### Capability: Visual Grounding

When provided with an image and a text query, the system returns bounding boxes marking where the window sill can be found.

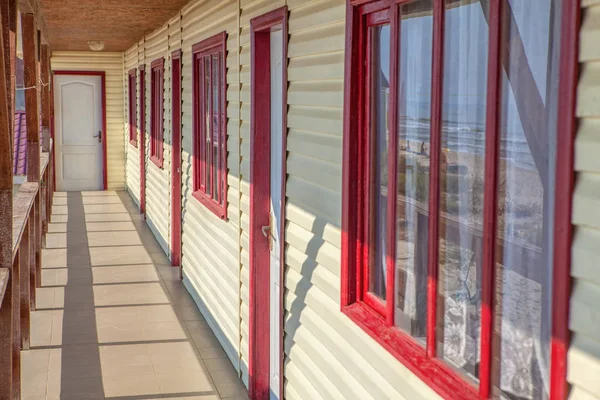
[342,302,478,400]
[150,155,163,169]
[129,139,138,148]
[192,190,227,220]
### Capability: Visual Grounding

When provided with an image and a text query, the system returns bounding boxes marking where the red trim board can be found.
[550,0,580,398]
[139,65,146,216]
[53,70,108,190]
[248,6,288,400]
[171,50,182,268]
[128,68,137,147]
[150,57,165,169]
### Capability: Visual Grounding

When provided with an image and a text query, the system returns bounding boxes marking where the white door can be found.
[269,29,283,400]
[54,74,103,191]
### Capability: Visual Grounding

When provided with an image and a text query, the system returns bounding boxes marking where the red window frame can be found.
[128,68,137,147]
[341,1,579,399]
[191,31,228,220]
[150,58,164,168]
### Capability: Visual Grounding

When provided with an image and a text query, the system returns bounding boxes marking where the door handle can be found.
[93,131,102,143]
[261,225,270,238]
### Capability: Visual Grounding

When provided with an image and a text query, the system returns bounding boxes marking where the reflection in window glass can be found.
[212,54,220,202]
[204,57,211,196]
[367,24,390,302]
[437,0,488,383]
[394,0,433,341]
[493,0,561,398]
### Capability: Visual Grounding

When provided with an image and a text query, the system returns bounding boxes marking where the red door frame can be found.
[248,6,288,400]
[139,65,146,216]
[53,70,108,190]
[171,50,182,267]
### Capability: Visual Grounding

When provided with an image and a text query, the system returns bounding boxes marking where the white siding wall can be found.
[179,0,242,373]
[124,46,140,205]
[51,51,125,190]
[570,1,600,399]
[144,24,172,255]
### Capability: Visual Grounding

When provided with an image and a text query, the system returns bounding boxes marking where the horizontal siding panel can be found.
[575,118,600,172]
[572,173,600,229]
[570,280,600,338]
[288,21,345,58]
[288,52,344,82]
[581,5,600,62]
[287,80,344,107]
[286,175,341,226]
[287,129,342,164]
[285,221,340,277]
[568,333,600,396]
[288,0,345,34]
[572,227,600,285]
[285,202,341,249]
[287,151,341,193]
[287,105,343,136]
[577,62,600,118]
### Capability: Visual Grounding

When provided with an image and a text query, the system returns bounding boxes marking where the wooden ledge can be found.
[0,268,8,309]
[12,182,39,261]
[40,152,50,179]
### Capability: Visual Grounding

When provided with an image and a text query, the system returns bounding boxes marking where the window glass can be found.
[493,0,561,398]
[394,0,433,340]
[437,0,488,382]
[204,56,211,196]
[367,23,390,302]
[212,53,220,202]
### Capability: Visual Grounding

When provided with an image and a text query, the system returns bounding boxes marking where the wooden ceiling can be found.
[38,0,191,51]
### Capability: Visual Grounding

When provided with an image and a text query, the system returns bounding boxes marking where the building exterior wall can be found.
[143,24,172,255]
[569,0,600,398]
[51,51,125,190]
[121,0,587,399]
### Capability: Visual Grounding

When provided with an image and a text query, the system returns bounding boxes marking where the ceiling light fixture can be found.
[88,41,105,51]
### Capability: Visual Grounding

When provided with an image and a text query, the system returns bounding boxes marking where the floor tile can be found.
[89,245,153,266]
[91,264,159,284]
[157,369,215,394]
[87,230,142,247]
[103,374,161,398]
[99,343,154,377]
[85,213,132,222]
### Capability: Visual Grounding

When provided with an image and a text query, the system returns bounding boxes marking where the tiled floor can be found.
[21,191,248,400]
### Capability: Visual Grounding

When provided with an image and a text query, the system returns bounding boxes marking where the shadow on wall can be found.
[283,200,337,383]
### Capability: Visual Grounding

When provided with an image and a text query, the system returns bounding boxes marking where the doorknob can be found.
[93,131,102,143]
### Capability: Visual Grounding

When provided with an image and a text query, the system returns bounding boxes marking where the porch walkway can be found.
[20,191,248,400]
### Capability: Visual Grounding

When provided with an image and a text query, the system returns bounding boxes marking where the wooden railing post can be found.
[29,201,36,310]
[22,14,42,295]
[10,252,20,400]
[0,3,15,399]
[35,194,41,286]
[20,221,30,350]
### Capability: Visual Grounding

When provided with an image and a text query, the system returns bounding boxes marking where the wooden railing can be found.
[0,149,54,400]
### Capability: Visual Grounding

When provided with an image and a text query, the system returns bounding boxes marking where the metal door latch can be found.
[261,225,270,238]
[93,131,102,143]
